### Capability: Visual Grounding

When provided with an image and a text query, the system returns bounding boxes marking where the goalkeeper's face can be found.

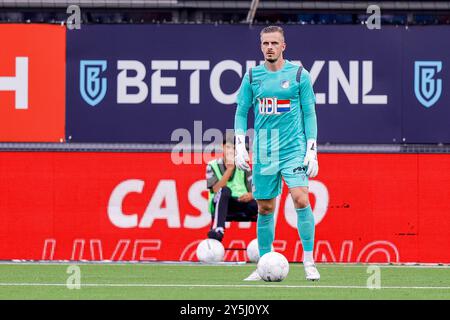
[260,32,286,63]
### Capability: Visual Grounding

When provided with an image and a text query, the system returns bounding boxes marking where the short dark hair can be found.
[223,134,249,151]
[260,25,285,40]
[223,133,234,146]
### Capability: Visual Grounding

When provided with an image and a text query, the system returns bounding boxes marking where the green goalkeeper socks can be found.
[296,205,315,252]
[257,213,275,257]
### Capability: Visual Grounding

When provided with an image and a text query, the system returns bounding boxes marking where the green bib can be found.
[208,159,248,214]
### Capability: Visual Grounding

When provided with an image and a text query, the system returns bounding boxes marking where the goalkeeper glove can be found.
[303,139,319,178]
[235,134,250,172]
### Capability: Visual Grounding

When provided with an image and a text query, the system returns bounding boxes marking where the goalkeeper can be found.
[234,26,320,281]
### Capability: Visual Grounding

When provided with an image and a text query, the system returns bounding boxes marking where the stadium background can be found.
[0,0,449,265]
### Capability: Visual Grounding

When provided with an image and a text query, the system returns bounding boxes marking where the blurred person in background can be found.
[206,136,257,242]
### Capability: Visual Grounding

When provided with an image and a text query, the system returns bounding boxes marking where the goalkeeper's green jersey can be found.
[234,60,317,163]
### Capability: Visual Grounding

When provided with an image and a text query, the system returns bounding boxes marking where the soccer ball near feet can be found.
[246,239,275,263]
[196,239,225,263]
[257,252,289,282]
[246,239,260,263]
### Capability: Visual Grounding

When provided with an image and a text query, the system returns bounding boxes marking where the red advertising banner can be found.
[0,152,449,263]
[0,24,65,142]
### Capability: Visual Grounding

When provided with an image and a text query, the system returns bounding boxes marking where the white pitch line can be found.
[0,283,449,290]
[0,262,448,268]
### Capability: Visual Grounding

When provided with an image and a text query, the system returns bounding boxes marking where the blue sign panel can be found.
[66,25,449,143]
[402,27,450,144]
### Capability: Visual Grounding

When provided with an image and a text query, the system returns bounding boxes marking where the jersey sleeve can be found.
[299,69,318,141]
[234,72,253,135]
[206,164,218,190]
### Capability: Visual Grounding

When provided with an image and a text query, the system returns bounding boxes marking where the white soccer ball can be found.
[246,239,274,263]
[196,239,225,263]
[257,252,289,282]
[246,239,260,262]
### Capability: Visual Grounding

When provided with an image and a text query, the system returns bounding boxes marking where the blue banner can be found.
[402,27,450,144]
[66,25,450,143]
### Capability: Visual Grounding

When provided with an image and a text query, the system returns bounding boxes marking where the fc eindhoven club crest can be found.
[80,60,107,107]
[414,61,442,108]
[280,80,290,89]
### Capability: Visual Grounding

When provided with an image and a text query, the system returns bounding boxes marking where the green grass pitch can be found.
[0,263,448,300]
